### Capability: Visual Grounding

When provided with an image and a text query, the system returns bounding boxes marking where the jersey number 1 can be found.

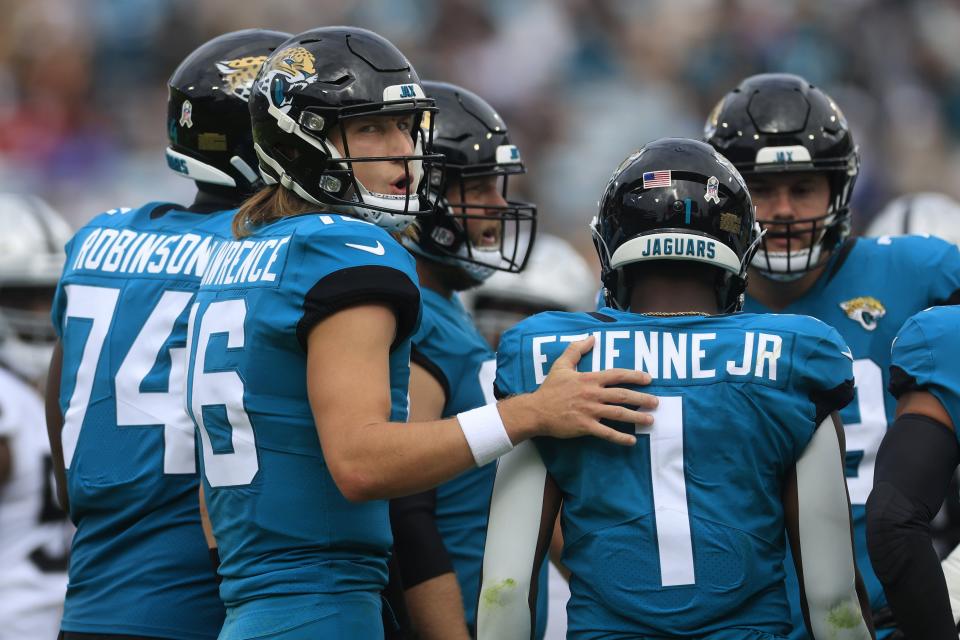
[637,396,695,586]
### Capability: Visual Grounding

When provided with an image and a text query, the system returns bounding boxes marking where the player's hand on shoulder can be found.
[502,336,656,447]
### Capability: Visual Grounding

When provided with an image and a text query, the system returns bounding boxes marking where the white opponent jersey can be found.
[0,366,71,639]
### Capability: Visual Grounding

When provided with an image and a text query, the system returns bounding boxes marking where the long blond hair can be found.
[232,185,318,238]
[233,184,422,243]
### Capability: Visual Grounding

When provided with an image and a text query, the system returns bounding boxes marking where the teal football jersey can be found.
[890,306,960,428]
[744,235,960,638]
[495,309,854,639]
[184,213,421,617]
[410,289,548,637]
[51,203,228,639]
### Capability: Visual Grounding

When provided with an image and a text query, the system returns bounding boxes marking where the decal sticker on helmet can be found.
[705,176,720,204]
[179,100,194,128]
[719,212,741,234]
[642,170,672,189]
[216,55,269,102]
[495,145,521,164]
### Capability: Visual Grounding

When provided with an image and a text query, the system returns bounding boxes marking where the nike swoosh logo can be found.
[345,241,385,256]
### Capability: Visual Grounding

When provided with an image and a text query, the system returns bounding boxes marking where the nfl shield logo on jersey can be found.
[839,296,886,331]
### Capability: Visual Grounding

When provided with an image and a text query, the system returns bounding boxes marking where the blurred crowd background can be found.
[2,0,959,260]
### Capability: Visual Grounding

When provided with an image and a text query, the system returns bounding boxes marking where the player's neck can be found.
[746,262,827,312]
[415,258,453,298]
[627,276,719,315]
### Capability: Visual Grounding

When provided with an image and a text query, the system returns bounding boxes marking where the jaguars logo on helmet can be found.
[217,55,270,101]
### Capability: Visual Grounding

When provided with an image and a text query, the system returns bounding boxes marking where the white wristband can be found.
[457,403,514,467]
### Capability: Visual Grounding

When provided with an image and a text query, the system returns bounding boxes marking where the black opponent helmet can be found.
[167,29,291,197]
[592,138,761,312]
[407,81,536,283]
[248,27,442,231]
[703,73,859,279]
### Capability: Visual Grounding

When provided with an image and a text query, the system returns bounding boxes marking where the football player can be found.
[866,305,960,638]
[0,194,73,640]
[704,73,960,638]
[186,28,656,639]
[46,30,290,640]
[478,138,873,639]
[387,80,541,639]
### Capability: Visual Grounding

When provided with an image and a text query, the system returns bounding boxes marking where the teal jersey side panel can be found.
[744,235,960,638]
[890,306,960,430]
[495,310,853,638]
[186,213,421,612]
[51,203,229,639]
[411,289,549,636]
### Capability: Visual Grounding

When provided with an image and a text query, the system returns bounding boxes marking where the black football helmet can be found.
[406,81,536,283]
[704,73,859,280]
[167,29,291,197]
[592,138,761,312]
[248,27,442,231]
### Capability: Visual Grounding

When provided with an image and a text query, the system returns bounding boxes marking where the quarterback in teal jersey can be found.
[187,28,657,640]
[45,30,289,640]
[389,81,543,639]
[705,73,960,639]
[479,139,874,640]
[866,305,960,638]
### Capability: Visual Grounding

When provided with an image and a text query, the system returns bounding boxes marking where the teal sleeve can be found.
[890,309,960,428]
[801,323,856,422]
[494,325,524,399]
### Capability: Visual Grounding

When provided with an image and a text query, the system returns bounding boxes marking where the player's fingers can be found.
[584,420,637,447]
[591,368,652,387]
[595,387,659,410]
[550,336,595,371]
[591,403,655,426]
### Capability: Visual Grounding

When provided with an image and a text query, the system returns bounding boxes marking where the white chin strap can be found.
[401,234,503,283]
[459,246,502,283]
[751,244,823,281]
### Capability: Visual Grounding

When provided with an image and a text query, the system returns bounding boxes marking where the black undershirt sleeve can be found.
[389,489,455,589]
[866,413,960,639]
[296,265,421,352]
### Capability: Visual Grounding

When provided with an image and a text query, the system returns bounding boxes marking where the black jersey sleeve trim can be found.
[410,347,451,405]
[810,378,855,424]
[494,383,509,401]
[889,365,921,399]
[389,490,454,588]
[296,265,421,353]
[824,238,857,284]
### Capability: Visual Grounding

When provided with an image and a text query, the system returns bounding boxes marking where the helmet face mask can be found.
[704,73,859,279]
[435,169,537,281]
[411,81,537,283]
[591,139,761,313]
[250,29,445,231]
